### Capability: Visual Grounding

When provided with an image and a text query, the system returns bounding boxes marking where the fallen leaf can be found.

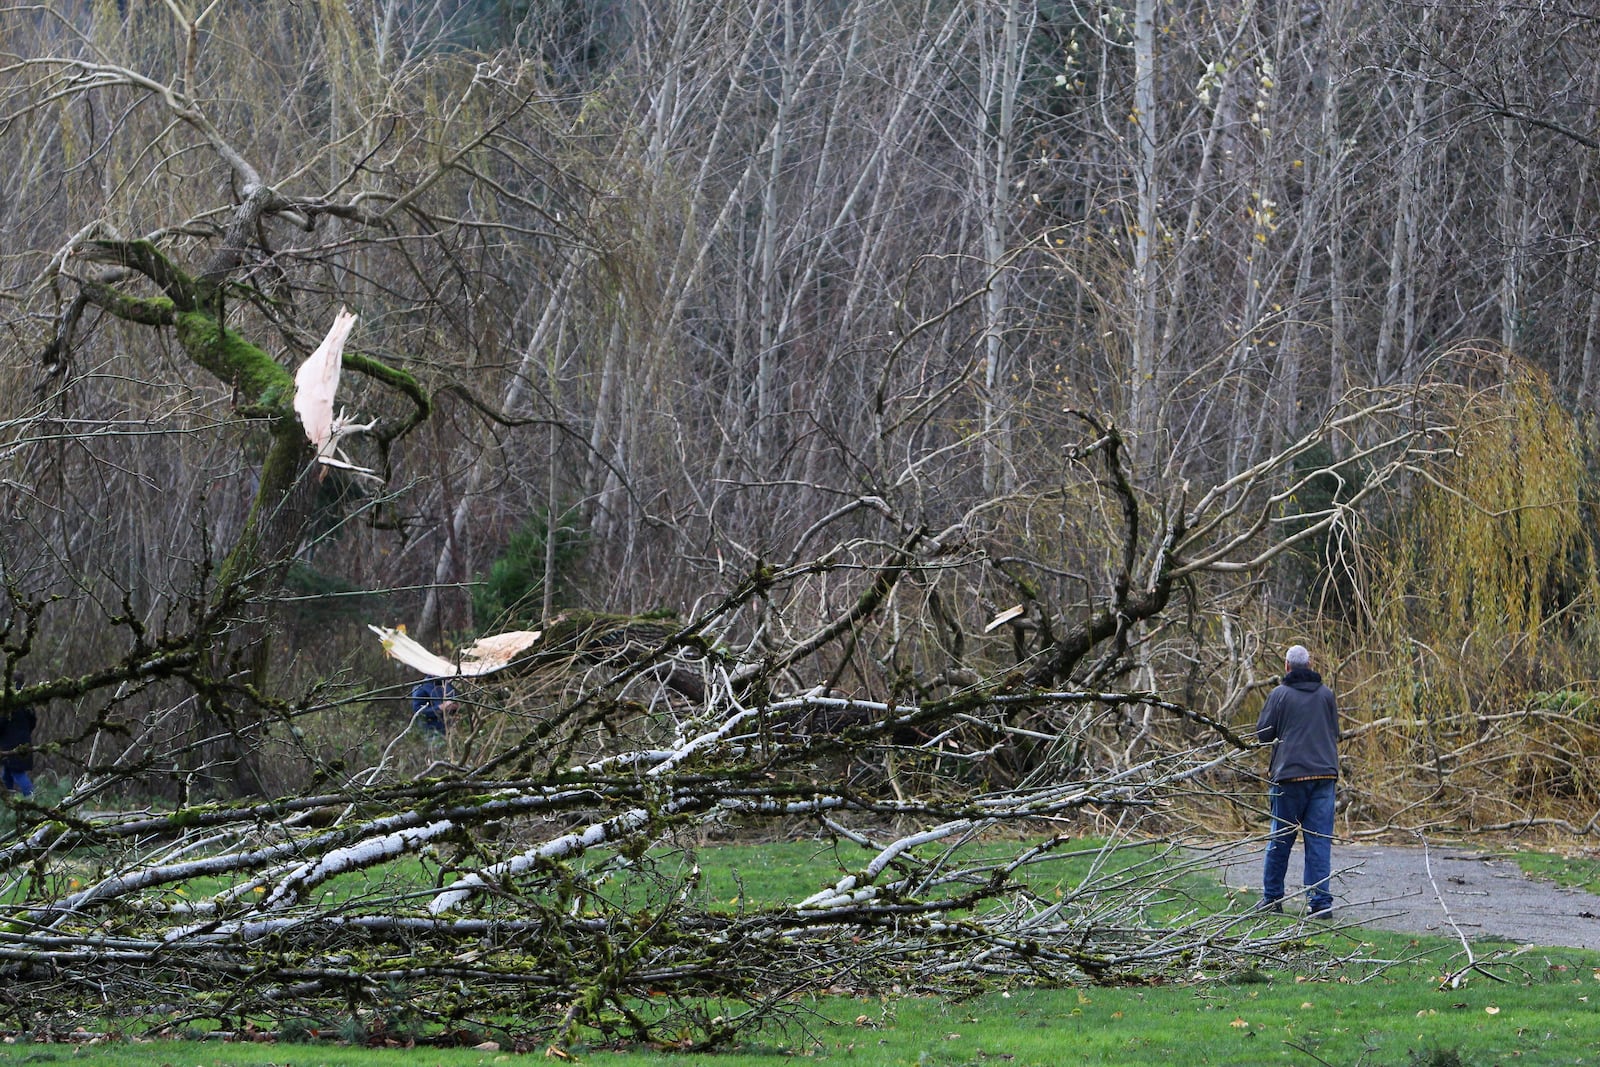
[1485,1005,1500,1015]
[1230,1017,1249,1028]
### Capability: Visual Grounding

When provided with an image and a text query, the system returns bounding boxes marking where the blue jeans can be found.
[1262,778,1335,911]
[2,767,33,798]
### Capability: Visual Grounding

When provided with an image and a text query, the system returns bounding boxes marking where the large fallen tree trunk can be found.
[0,385,1463,1047]
[0,721,1309,1048]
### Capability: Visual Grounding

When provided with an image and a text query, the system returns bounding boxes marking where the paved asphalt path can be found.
[1203,839,1600,950]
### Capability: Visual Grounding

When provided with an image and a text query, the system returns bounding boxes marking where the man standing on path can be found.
[1257,644,1340,918]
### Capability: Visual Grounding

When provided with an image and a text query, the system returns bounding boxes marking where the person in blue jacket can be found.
[0,674,37,797]
[410,677,457,739]
[1256,644,1340,919]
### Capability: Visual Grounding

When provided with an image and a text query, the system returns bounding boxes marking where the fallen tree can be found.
[0,381,1470,1047]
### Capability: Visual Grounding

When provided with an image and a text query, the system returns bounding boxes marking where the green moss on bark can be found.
[216,425,311,593]
[82,238,199,309]
[175,311,294,409]
[343,350,427,414]
[78,280,176,326]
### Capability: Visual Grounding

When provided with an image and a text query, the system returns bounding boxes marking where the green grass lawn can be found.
[4,940,1597,1067]
[3,837,1597,1066]
[1510,847,1600,895]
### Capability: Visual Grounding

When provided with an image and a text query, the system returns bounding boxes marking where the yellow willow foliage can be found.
[1367,365,1593,717]
[1420,370,1585,635]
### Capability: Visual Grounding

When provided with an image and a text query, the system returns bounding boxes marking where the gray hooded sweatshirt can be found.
[1255,667,1340,782]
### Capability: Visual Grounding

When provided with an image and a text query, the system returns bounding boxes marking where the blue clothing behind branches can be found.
[0,690,37,797]
[410,677,455,738]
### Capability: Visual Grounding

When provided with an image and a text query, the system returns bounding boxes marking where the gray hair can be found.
[1285,644,1311,668]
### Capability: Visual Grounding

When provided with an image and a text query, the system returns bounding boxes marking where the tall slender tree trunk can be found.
[1268,0,1344,455]
[977,0,1028,495]
[1129,0,1161,477]
[1497,114,1528,373]
[1374,75,1426,386]
[1579,243,1600,407]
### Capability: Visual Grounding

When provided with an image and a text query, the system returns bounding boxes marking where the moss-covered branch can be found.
[77,238,199,310]
[342,349,430,444]
[75,279,177,327]
[173,311,295,412]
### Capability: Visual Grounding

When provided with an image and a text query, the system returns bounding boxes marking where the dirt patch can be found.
[1203,839,1600,951]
